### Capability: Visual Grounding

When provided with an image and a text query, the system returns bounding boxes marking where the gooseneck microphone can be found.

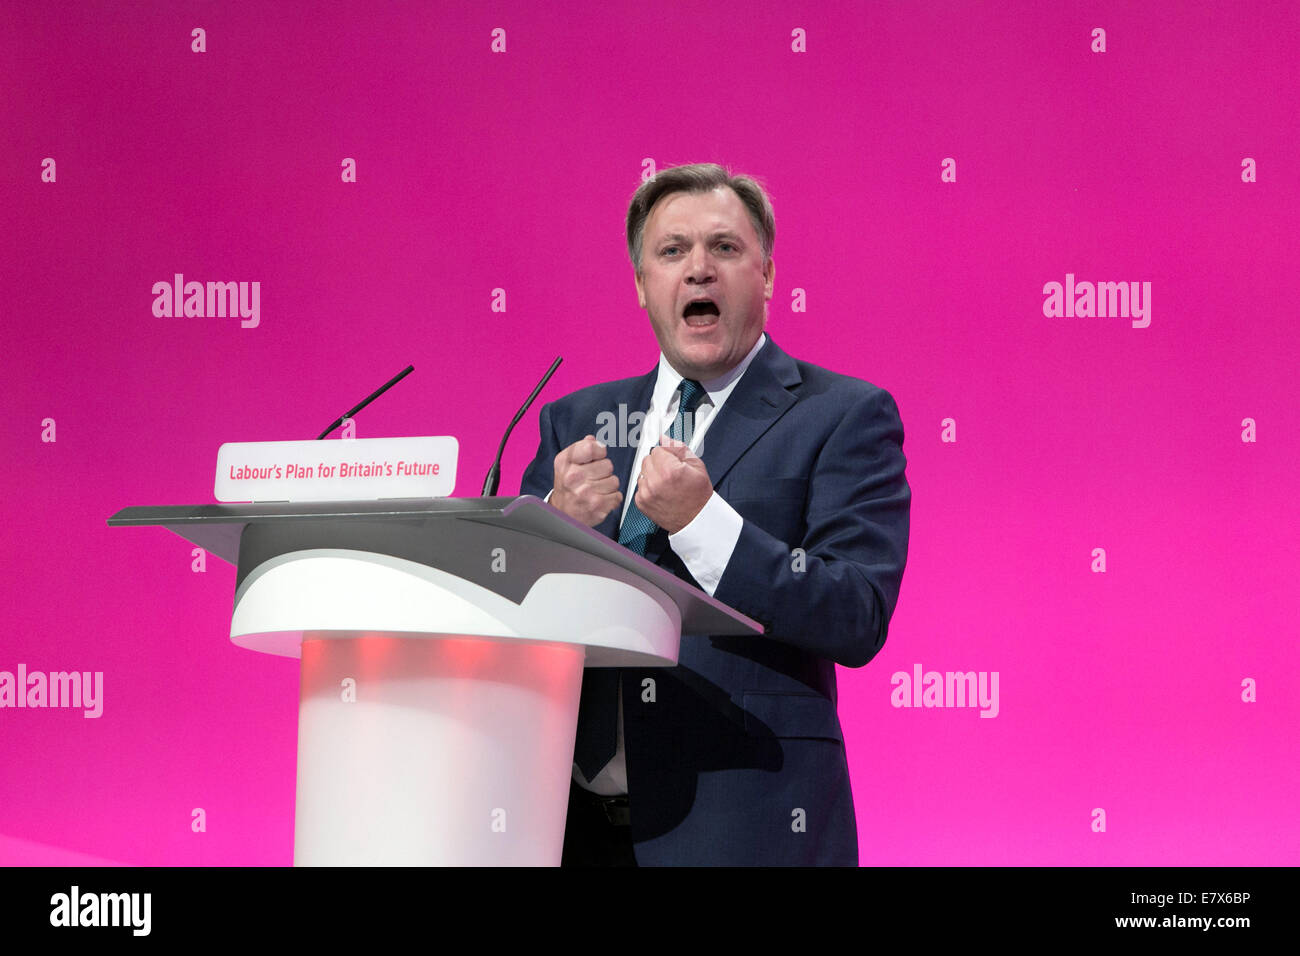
[481,356,563,497]
[316,365,415,440]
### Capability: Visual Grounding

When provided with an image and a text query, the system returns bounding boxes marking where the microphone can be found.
[316,365,415,440]
[481,356,563,497]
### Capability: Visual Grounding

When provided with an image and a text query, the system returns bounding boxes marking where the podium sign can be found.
[215,436,457,502]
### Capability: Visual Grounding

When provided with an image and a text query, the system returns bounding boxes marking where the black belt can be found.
[576,786,631,826]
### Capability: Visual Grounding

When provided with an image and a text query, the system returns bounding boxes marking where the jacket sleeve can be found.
[518,400,560,499]
[712,386,911,668]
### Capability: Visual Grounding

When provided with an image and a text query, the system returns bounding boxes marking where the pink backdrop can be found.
[2,0,1295,866]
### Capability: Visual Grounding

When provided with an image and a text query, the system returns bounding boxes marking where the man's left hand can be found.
[634,434,714,534]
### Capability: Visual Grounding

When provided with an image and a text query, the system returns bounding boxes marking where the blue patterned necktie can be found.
[573,378,708,781]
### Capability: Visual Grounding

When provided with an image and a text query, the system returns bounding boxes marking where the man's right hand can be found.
[550,434,623,527]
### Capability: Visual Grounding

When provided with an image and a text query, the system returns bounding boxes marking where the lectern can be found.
[108,495,761,865]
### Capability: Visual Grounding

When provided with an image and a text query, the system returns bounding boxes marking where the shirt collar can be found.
[653,332,768,411]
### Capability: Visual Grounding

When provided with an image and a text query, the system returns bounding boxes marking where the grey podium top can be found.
[108,495,763,638]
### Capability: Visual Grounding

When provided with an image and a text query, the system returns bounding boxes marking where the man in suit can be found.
[519,162,910,865]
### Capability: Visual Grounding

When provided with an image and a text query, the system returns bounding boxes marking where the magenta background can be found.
[2,0,1296,866]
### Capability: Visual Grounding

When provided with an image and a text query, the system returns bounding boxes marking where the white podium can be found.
[108,495,761,865]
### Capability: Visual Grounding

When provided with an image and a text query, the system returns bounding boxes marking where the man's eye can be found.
[718,242,736,252]
[662,246,680,256]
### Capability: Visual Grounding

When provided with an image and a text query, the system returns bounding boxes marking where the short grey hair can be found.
[626,162,775,275]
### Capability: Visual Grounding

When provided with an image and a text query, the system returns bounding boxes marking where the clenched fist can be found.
[634,434,713,534]
[550,435,623,527]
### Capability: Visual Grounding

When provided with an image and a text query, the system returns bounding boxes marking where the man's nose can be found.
[685,244,716,283]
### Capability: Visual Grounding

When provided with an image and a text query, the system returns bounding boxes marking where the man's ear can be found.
[763,257,776,300]
[634,269,647,309]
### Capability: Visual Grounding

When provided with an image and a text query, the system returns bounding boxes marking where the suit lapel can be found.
[694,335,801,488]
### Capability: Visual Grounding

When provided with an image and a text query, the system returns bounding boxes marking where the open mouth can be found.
[683,299,721,326]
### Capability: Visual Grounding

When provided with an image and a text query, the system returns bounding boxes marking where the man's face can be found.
[634,186,775,382]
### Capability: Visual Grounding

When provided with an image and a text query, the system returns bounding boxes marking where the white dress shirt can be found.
[568,332,769,795]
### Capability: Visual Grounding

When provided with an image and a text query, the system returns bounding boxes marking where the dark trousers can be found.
[560,779,638,867]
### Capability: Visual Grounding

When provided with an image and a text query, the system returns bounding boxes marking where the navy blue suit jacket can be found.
[519,335,910,865]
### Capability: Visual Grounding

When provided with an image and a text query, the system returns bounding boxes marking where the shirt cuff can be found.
[668,491,742,598]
